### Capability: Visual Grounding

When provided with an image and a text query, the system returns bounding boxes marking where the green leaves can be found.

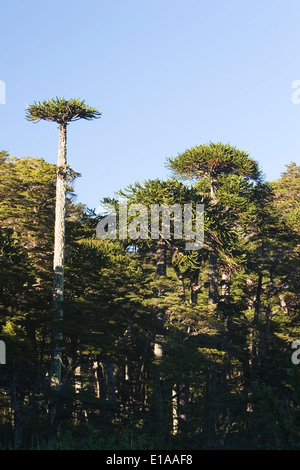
[272,162,300,233]
[168,141,262,181]
[25,97,101,125]
[1,127,300,449]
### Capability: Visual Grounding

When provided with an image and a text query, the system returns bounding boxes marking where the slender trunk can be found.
[208,252,218,304]
[204,369,218,448]
[250,273,263,386]
[106,358,116,403]
[209,173,219,305]
[221,269,231,336]
[172,384,190,436]
[153,350,164,424]
[11,382,24,450]
[190,269,199,304]
[253,273,263,325]
[247,273,263,413]
[156,239,166,276]
[153,309,165,420]
[92,361,106,423]
[13,416,23,451]
[105,357,116,426]
[262,304,272,357]
[262,269,275,357]
[220,268,231,426]
[173,264,185,305]
[151,239,167,439]
[133,341,149,415]
[49,123,67,437]
[221,270,231,298]
[246,277,254,309]
[94,361,106,400]
[210,175,218,197]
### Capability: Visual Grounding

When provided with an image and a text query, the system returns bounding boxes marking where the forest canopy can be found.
[0,145,300,450]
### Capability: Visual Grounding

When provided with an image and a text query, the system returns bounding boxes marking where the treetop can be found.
[25,97,101,125]
[168,142,262,181]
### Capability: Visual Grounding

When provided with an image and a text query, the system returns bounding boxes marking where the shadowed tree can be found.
[26,97,101,434]
[272,162,300,234]
[169,142,262,304]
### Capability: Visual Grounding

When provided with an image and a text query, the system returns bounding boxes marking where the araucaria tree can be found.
[25,98,101,421]
[168,142,261,196]
[1,143,300,449]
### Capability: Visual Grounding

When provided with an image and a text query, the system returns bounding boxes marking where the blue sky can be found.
[1,0,299,209]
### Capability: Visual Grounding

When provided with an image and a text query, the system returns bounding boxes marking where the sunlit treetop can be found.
[168,142,262,181]
[25,97,101,126]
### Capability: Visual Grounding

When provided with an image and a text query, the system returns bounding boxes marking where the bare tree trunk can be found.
[156,239,166,276]
[173,264,185,305]
[49,123,67,437]
[210,176,218,197]
[106,358,116,404]
[221,269,231,336]
[221,270,231,297]
[208,251,218,304]
[190,269,199,304]
[133,341,149,414]
[262,304,272,357]
[220,268,232,427]
[151,239,168,440]
[172,384,190,436]
[247,273,263,412]
[250,272,263,384]
[105,357,117,427]
[209,173,219,306]
[11,379,24,450]
[153,310,165,431]
[248,273,263,413]
[94,361,106,400]
[262,269,275,357]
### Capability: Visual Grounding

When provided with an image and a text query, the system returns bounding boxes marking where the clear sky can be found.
[1,0,299,209]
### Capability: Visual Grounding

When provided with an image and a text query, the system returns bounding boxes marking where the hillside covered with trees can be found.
[0,136,300,449]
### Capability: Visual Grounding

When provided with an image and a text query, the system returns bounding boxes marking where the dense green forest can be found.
[0,140,300,450]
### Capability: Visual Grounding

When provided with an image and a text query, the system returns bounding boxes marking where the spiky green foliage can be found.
[1,147,300,450]
[25,97,101,125]
[168,142,261,182]
[272,162,300,233]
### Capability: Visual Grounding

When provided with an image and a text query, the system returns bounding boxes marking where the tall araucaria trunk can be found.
[208,251,218,304]
[251,272,263,380]
[221,268,231,336]
[210,175,218,197]
[173,264,186,305]
[49,124,67,437]
[25,98,101,439]
[51,122,67,389]
[156,239,167,276]
[150,239,168,440]
[209,174,219,305]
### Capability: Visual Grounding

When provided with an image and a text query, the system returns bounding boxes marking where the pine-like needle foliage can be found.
[168,141,262,181]
[25,97,101,125]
